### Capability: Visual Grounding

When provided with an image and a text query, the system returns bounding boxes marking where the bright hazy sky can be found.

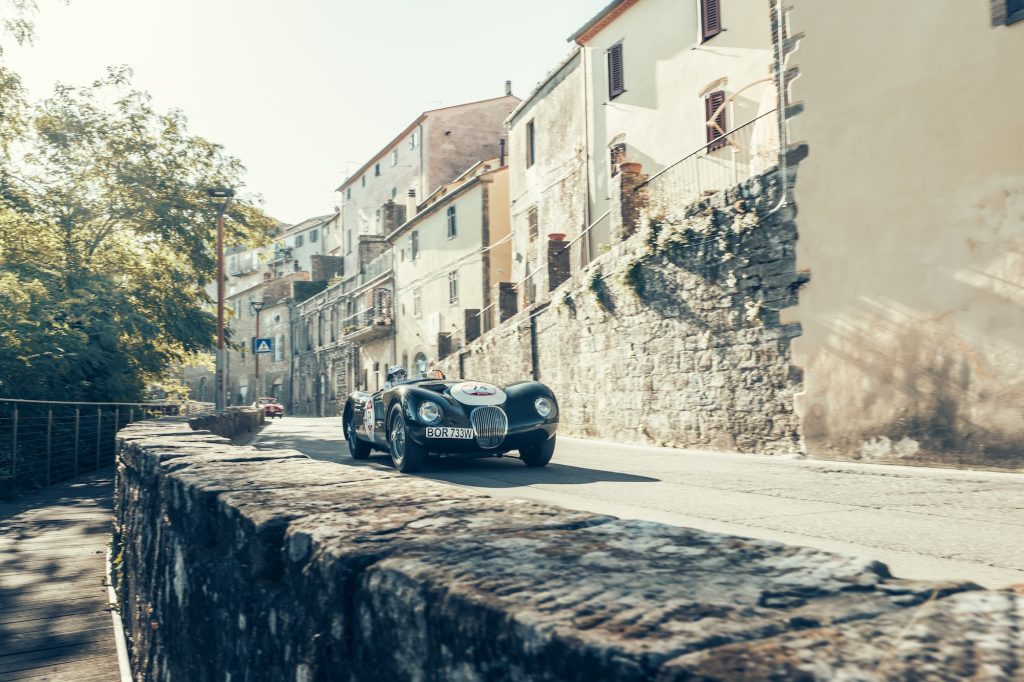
[4,0,606,224]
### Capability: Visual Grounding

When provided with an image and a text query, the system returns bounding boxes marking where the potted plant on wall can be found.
[548,232,566,241]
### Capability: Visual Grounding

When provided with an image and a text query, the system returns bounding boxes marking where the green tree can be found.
[0,67,275,401]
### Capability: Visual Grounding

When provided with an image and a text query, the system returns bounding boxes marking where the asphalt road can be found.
[252,416,1024,588]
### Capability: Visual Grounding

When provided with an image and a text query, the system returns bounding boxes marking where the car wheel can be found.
[520,436,556,468]
[345,416,372,460]
[388,407,425,473]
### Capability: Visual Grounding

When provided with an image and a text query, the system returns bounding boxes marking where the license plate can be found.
[425,427,474,439]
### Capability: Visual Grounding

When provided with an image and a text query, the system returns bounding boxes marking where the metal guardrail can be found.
[0,399,187,498]
[636,110,779,218]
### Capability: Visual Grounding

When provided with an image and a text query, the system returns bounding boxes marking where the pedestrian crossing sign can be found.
[253,337,273,354]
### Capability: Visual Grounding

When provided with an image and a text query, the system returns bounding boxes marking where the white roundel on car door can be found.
[450,382,507,406]
[363,399,375,436]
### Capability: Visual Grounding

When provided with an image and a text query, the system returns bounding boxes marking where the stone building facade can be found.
[506,48,588,308]
[287,95,522,416]
[289,249,395,417]
[335,95,519,281]
[390,162,511,377]
[224,270,311,407]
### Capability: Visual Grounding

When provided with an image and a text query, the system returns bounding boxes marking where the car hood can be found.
[447,381,507,407]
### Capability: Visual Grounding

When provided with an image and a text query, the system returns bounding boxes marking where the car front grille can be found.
[470,406,508,449]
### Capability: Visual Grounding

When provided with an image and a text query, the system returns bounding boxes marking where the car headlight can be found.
[417,401,442,424]
[534,396,553,418]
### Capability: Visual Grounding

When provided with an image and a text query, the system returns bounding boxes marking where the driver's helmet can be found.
[386,365,408,384]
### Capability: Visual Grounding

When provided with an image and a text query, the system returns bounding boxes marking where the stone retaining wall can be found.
[442,168,804,454]
[112,420,1022,681]
[187,406,263,440]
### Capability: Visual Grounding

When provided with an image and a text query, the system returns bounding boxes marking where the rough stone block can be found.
[113,422,1008,682]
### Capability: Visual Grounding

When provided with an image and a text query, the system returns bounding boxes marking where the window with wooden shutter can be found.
[1004,0,1024,24]
[527,206,538,240]
[607,42,625,99]
[701,0,722,41]
[705,90,727,151]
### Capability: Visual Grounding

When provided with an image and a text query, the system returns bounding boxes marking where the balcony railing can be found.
[637,109,779,221]
[340,287,393,342]
[361,251,393,285]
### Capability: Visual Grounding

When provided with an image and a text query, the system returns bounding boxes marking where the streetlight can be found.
[250,300,267,396]
[207,186,235,413]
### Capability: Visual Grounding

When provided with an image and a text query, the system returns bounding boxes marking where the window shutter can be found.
[607,43,624,99]
[705,90,727,151]
[701,0,722,41]
[527,206,539,240]
[526,120,536,167]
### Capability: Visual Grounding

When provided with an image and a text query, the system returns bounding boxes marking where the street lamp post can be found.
[250,300,266,394]
[207,186,235,414]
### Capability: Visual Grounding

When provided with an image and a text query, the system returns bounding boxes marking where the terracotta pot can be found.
[548,232,567,242]
[619,161,643,174]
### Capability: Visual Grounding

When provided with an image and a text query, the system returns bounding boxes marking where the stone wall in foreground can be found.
[113,420,1023,681]
[442,167,805,454]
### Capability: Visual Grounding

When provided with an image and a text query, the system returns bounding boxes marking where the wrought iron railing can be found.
[636,110,779,220]
[0,399,181,497]
[566,209,613,275]
[340,288,393,338]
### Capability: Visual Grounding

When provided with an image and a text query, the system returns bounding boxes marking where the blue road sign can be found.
[253,337,273,354]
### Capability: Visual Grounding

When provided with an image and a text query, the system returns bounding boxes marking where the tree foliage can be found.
[0,66,275,401]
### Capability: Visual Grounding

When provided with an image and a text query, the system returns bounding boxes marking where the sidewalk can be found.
[0,470,122,681]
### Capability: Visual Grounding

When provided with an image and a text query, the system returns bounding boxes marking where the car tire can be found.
[388,407,426,473]
[345,415,372,460]
[520,436,556,468]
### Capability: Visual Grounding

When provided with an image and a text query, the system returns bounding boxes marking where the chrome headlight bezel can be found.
[534,396,553,419]
[417,401,442,424]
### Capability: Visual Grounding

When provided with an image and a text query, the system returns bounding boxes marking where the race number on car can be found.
[425,427,474,439]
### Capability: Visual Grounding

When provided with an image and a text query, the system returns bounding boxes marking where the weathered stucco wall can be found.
[445,167,804,453]
[784,0,1024,468]
[507,49,588,300]
[581,0,775,236]
[113,419,1022,681]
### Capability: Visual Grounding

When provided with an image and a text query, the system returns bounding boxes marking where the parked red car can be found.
[257,397,284,419]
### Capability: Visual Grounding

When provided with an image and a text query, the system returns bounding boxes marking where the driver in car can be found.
[384,365,408,389]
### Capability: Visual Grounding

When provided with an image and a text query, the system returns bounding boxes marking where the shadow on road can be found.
[361,452,660,487]
[254,419,659,487]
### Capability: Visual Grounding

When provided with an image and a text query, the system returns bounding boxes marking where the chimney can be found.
[504,80,512,96]
[406,189,417,219]
[499,137,506,167]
